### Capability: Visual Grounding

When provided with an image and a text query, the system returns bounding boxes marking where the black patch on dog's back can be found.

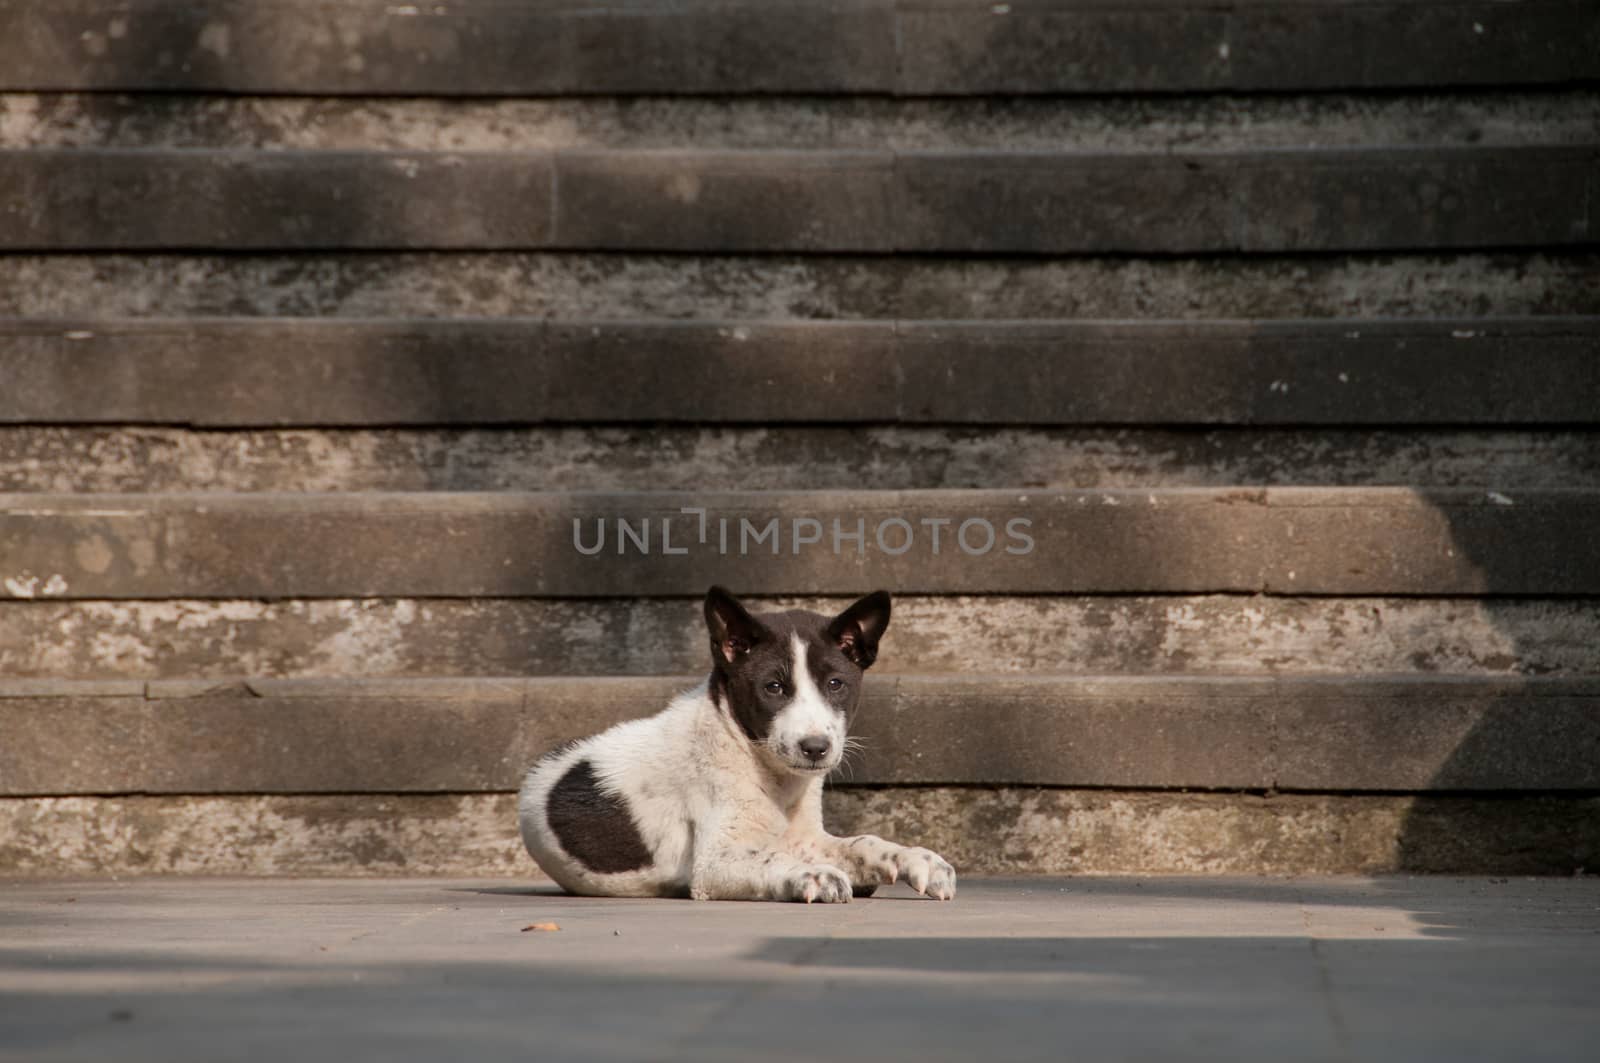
[546,759,652,874]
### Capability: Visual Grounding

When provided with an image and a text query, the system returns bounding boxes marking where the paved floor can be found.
[2,875,1598,1062]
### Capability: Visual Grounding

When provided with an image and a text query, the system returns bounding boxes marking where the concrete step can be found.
[2,595,1596,681]
[6,426,1599,494]
[7,790,1597,876]
[4,252,1592,321]
[4,489,1597,598]
[4,674,1598,795]
[4,317,1596,426]
[8,91,1598,152]
[6,0,1595,95]
[2,146,1593,252]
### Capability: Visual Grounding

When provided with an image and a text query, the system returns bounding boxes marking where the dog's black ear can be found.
[827,590,891,669]
[705,585,763,666]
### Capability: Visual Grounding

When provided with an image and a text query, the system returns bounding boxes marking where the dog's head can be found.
[703,586,890,778]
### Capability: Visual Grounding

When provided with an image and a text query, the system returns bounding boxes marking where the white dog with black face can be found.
[517,587,957,903]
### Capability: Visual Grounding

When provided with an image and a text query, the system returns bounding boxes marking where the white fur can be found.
[517,676,957,903]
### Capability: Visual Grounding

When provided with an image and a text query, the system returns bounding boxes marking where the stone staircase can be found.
[1,0,1597,877]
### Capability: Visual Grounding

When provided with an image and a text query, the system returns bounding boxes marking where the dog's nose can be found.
[798,736,832,761]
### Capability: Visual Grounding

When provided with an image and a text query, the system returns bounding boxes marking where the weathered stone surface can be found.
[0,319,565,426]
[896,148,1595,254]
[1234,320,1600,424]
[1260,486,1600,596]
[0,677,678,795]
[900,1,1600,94]
[3,488,1598,598]
[2,1,1592,95]
[1,148,1589,252]
[0,0,897,96]
[0,679,141,696]
[892,318,1600,424]
[0,794,530,876]
[2,675,1596,795]
[1274,686,1600,791]
[0,150,554,250]
[4,426,1600,495]
[825,788,1600,876]
[1,252,1592,321]
[552,152,894,252]
[1229,1,1600,92]
[1234,148,1596,253]
[5,92,1597,153]
[897,152,1234,254]
[860,676,1279,790]
[3,789,1596,876]
[897,2,1230,95]
[4,595,1596,681]
[858,675,1600,791]
[6,317,1593,426]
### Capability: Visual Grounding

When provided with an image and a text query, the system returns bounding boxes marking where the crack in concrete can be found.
[1300,890,1354,1063]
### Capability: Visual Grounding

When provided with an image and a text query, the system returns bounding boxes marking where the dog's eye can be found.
[764,681,784,695]
[827,677,844,691]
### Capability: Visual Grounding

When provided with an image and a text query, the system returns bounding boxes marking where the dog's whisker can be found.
[839,739,869,772]
[834,745,868,781]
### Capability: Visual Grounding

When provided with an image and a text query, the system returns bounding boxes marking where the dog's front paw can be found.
[844,836,903,888]
[782,864,853,904]
[894,847,957,901]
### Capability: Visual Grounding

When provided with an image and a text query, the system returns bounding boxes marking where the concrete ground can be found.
[2,876,1598,1063]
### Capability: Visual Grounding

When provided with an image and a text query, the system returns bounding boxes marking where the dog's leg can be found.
[689,845,854,903]
[810,833,957,901]
[791,787,956,900]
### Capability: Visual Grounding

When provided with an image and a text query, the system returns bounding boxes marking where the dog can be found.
[517,586,956,903]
